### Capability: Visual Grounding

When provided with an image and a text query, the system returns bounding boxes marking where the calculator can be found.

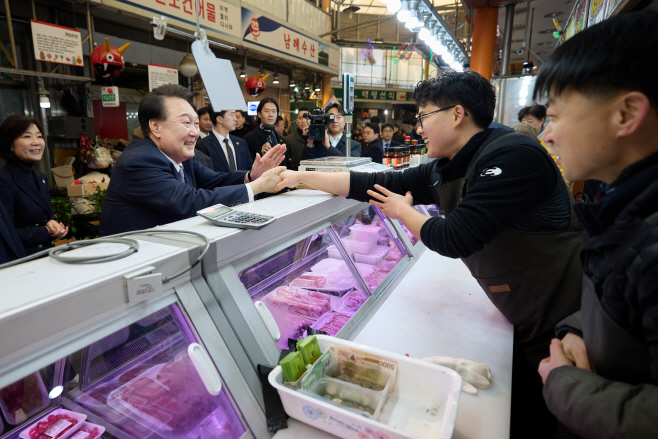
[197,204,276,229]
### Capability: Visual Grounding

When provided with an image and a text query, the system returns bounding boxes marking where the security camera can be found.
[516,48,525,56]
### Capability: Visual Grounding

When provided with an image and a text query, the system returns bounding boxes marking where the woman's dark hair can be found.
[138,84,194,137]
[0,115,44,160]
[413,70,496,129]
[256,98,279,124]
[518,105,547,123]
[534,11,658,108]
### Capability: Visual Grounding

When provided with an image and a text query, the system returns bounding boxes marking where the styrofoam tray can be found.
[269,335,461,439]
[19,409,86,439]
[310,258,375,278]
[69,421,106,439]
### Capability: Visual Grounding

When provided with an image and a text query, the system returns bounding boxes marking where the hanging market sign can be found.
[241,8,339,70]
[148,64,179,91]
[102,0,242,39]
[101,86,120,107]
[332,87,415,102]
[31,20,83,66]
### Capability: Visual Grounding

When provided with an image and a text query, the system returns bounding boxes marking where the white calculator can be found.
[197,204,275,229]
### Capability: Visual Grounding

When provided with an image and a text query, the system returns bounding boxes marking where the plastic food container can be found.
[19,409,86,439]
[0,372,50,425]
[269,336,461,439]
[349,224,380,244]
[69,421,105,439]
[353,245,390,264]
[341,238,375,255]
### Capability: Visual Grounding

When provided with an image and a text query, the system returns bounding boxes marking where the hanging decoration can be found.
[361,38,376,65]
[399,42,416,62]
[245,72,269,96]
[91,38,130,80]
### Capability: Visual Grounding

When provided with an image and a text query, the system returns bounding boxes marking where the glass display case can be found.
[0,304,248,439]
[236,206,410,352]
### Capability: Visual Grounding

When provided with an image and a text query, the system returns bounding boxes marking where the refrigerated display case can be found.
[149,190,417,374]
[0,239,269,438]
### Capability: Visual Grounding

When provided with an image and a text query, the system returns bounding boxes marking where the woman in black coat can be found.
[0,116,68,255]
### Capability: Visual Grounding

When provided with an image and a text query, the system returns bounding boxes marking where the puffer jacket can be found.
[543,151,658,439]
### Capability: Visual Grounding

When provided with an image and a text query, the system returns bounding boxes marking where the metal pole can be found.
[3,0,18,68]
[527,8,535,65]
[501,4,515,76]
[86,2,94,56]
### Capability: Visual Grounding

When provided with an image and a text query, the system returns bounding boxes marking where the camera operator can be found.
[300,107,344,161]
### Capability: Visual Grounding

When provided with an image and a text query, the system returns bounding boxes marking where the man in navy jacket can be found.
[100,85,285,236]
[196,109,252,173]
[0,199,25,264]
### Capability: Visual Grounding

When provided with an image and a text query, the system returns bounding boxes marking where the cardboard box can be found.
[67,181,109,197]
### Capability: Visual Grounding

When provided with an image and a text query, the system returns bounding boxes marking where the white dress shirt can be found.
[159,141,254,202]
[198,131,208,139]
[213,130,254,202]
[328,133,343,149]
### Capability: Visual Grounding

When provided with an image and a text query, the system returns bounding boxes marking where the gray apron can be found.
[580,212,658,384]
[433,133,584,351]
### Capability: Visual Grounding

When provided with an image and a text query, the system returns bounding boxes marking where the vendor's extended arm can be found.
[276,170,351,196]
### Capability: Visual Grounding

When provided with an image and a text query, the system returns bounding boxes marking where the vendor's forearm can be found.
[398,206,430,240]
[298,171,351,197]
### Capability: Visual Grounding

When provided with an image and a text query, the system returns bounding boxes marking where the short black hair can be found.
[235,110,245,117]
[364,123,380,135]
[382,123,394,131]
[534,11,658,108]
[0,115,44,160]
[257,98,279,122]
[197,106,210,118]
[413,70,495,129]
[139,84,193,137]
[370,116,381,124]
[518,105,547,122]
[275,115,283,123]
[297,107,311,115]
[326,103,344,115]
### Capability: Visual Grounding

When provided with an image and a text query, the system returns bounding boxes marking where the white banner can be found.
[101,86,120,107]
[148,64,179,91]
[31,20,83,67]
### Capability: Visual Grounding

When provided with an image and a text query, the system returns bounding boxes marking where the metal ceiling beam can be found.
[0,67,93,82]
[319,15,395,37]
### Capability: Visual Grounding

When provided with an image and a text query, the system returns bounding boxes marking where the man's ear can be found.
[615,91,651,138]
[453,105,468,127]
[149,119,162,139]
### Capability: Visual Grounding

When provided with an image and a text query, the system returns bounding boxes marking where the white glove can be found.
[423,356,492,394]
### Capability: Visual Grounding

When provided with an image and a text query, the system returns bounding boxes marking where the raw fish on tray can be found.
[290,274,327,288]
[313,312,352,336]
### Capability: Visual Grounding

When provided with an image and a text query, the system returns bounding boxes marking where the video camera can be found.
[303,107,335,141]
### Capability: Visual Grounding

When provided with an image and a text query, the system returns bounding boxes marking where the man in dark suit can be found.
[284,108,310,170]
[0,199,25,264]
[100,84,286,236]
[326,103,361,158]
[392,124,405,143]
[230,110,250,139]
[196,109,253,173]
[381,123,401,149]
[361,123,384,163]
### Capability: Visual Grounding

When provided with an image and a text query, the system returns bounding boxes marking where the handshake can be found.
[246,144,299,194]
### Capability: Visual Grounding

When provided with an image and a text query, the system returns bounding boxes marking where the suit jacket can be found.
[100,137,249,236]
[361,137,384,164]
[194,149,214,171]
[300,141,344,161]
[0,160,55,255]
[381,139,400,149]
[284,130,306,171]
[333,133,362,158]
[196,133,252,174]
[243,126,291,168]
[0,198,25,263]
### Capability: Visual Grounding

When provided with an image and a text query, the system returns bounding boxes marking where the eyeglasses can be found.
[416,106,468,129]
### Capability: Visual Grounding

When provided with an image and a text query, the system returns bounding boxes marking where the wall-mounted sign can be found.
[333,87,415,102]
[105,0,241,39]
[31,20,83,66]
[101,86,120,107]
[247,101,260,116]
[148,64,178,91]
[241,8,339,70]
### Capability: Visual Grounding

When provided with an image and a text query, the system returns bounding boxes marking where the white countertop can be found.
[273,250,514,439]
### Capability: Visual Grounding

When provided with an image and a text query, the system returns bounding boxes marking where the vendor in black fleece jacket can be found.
[276,70,584,439]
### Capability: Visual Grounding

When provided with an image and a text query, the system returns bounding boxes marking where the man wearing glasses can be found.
[381,123,401,149]
[276,70,583,438]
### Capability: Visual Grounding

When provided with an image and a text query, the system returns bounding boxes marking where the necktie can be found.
[224,138,236,171]
[176,167,185,183]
